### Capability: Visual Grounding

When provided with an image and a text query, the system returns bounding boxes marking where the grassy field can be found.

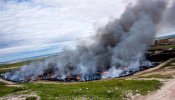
[27,79,161,100]
[0,62,30,74]
[166,45,175,49]
[0,79,161,100]
[139,74,173,79]
[0,82,24,97]
[26,96,37,100]
[164,58,175,68]
[149,45,175,50]
[0,61,30,69]
[0,57,47,70]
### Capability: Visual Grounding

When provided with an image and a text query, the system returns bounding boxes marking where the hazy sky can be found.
[0,0,174,62]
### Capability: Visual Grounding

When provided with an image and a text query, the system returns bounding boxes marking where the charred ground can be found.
[0,45,175,99]
[1,45,175,82]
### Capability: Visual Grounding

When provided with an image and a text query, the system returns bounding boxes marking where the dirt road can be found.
[0,77,15,85]
[0,92,40,100]
[136,78,175,100]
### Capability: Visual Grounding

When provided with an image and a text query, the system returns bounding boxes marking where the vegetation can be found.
[23,79,161,100]
[0,61,30,69]
[149,45,175,50]
[0,82,24,97]
[139,74,173,79]
[0,56,49,70]
[0,61,30,74]
[26,96,37,100]
[166,45,175,49]
[164,59,175,68]
[0,79,161,99]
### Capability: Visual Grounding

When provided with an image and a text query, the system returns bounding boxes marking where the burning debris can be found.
[1,0,175,82]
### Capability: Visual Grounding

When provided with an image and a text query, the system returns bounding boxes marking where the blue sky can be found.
[0,0,174,62]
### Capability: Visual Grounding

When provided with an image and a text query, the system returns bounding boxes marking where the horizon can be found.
[0,0,175,63]
[1,33,175,63]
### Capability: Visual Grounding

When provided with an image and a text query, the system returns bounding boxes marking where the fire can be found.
[122,66,129,70]
[76,75,81,81]
[38,75,42,80]
[102,71,109,75]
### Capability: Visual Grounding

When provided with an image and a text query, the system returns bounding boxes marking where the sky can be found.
[0,0,174,62]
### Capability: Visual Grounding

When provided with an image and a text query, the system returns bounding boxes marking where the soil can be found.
[134,58,175,100]
[0,78,15,85]
[135,78,175,100]
[0,92,40,100]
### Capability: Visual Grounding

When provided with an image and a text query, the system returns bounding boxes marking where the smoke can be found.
[157,0,175,33]
[162,0,175,27]
[1,0,175,82]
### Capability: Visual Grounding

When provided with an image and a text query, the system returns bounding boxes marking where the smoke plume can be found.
[162,0,175,28]
[2,0,175,82]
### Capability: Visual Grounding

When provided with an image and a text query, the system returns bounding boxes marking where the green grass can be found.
[0,61,30,70]
[166,45,175,49]
[149,45,175,50]
[0,57,47,71]
[0,82,24,97]
[23,79,161,100]
[0,79,161,99]
[26,96,37,100]
[139,74,173,79]
[164,59,175,68]
[0,62,30,74]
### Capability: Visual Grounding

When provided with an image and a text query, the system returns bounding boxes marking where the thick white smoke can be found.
[1,0,175,82]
